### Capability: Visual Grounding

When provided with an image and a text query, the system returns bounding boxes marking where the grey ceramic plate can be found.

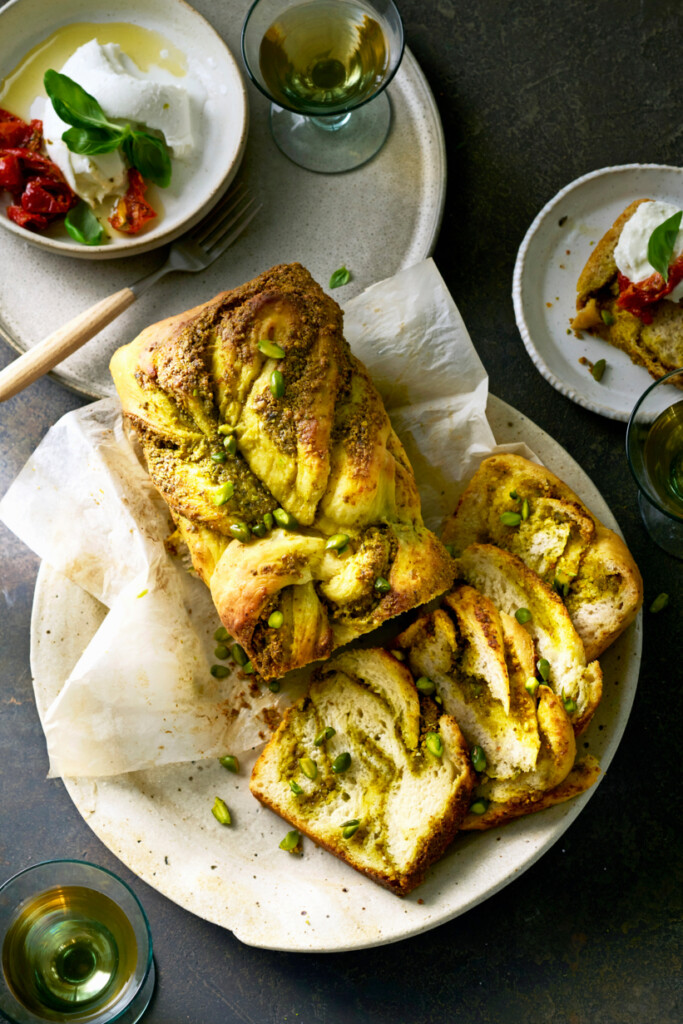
[512,163,683,421]
[0,0,446,399]
[30,395,642,952]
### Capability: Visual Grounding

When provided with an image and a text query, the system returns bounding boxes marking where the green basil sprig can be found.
[64,201,106,245]
[44,69,172,188]
[329,265,351,289]
[647,210,682,283]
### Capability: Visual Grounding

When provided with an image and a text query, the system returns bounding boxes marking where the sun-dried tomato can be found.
[7,204,49,230]
[22,177,75,216]
[0,108,43,150]
[1,110,76,232]
[108,168,156,234]
[0,153,24,195]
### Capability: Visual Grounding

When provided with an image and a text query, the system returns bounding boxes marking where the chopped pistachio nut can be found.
[290,780,303,794]
[591,358,606,382]
[341,819,360,838]
[270,369,285,398]
[268,610,284,628]
[325,532,350,552]
[273,507,298,530]
[223,435,237,455]
[243,661,255,674]
[515,607,532,624]
[509,489,519,499]
[211,796,232,825]
[500,511,522,526]
[332,752,351,773]
[211,451,227,463]
[212,481,234,506]
[536,658,550,681]
[258,339,286,359]
[214,626,230,642]
[218,425,233,435]
[314,726,335,746]
[392,649,406,661]
[525,676,540,696]
[415,676,436,695]
[471,745,487,773]
[374,576,391,593]
[521,498,530,520]
[601,309,616,326]
[300,757,317,780]
[263,512,274,530]
[563,697,578,713]
[211,664,230,679]
[269,680,281,693]
[426,732,444,758]
[219,755,239,773]
[214,644,230,660]
[251,522,267,538]
[231,643,248,666]
[469,798,489,815]
[279,829,301,852]
[649,592,669,613]
[229,521,251,543]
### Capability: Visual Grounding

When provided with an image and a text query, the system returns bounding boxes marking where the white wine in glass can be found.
[242,0,404,173]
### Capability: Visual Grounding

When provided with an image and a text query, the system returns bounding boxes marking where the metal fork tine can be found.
[202,196,258,252]
[205,202,262,260]
[191,182,248,246]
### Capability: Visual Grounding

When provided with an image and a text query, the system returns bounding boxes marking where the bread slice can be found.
[249,648,475,895]
[395,590,599,832]
[453,544,603,734]
[396,605,540,779]
[570,198,683,383]
[442,454,643,661]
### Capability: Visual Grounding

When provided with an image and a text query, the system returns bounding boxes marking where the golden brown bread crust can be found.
[442,454,643,661]
[571,198,683,383]
[110,264,454,678]
[249,648,475,895]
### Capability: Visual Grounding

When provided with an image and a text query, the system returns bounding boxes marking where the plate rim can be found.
[28,393,642,951]
[512,162,683,422]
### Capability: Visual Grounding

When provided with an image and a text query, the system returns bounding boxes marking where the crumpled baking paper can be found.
[0,258,534,777]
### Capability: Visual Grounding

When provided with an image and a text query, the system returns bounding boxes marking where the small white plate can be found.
[30,396,642,952]
[513,164,683,421]
[0,0,248,258]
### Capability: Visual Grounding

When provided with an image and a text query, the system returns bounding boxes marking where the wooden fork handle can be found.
[0,286,136,402]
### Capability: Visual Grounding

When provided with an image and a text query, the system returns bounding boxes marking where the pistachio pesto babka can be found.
[110,263,454,678]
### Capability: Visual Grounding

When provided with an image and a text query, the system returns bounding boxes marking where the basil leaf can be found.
[64,201,106,246]
[329,266,351,289]
[44,70,118,132]
[123,131,172,188]
[647,210,682,283]
[62,125,124,155]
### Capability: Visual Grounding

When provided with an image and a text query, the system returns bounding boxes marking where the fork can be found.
[0,182,261,402]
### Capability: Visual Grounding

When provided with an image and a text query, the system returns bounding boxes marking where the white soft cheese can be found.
[42,40,194,205]
[614,199,683,303]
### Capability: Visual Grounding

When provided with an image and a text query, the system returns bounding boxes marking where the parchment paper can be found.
[0,258,534,777]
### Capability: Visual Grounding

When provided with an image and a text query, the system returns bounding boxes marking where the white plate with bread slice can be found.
[30,395,642,951]
[513,163,683,421]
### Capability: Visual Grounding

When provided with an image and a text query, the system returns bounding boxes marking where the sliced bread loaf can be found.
[249,648,475,895]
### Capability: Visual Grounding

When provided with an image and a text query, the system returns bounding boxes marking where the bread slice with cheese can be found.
[453,543,603,734]
[249,648,475,895]
[442,454,643,661]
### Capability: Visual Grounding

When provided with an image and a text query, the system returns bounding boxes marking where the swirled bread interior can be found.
[110,264,454,678]
[249,648,475,895]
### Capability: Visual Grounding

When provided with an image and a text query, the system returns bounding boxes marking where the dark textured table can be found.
[1,2,682,1022]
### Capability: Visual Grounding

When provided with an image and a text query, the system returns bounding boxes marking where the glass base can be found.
[638,491,683,558]
[269,92,392,173]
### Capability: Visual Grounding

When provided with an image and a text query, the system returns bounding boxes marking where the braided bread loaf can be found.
[110,264,454,678]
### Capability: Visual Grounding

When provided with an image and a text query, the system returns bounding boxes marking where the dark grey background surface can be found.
[1,1,682,1022]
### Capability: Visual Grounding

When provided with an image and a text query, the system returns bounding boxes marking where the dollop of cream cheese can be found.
[614,199,683,303]
[42,40,194,205]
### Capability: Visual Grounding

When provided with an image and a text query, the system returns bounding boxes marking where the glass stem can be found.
[309,112,352,132]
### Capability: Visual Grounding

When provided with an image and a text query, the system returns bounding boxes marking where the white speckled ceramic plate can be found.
[0,0,445,398]
[0,0,248,258]
[30,395,642,952]
[512,164,683,421]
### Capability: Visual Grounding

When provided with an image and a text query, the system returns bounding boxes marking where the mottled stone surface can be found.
[1,1,681,1022]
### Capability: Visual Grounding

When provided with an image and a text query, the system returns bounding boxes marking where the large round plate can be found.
[512,164,683,421]
[0,0,445,399]
[0,0,248,258]
[30,395,642,952]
